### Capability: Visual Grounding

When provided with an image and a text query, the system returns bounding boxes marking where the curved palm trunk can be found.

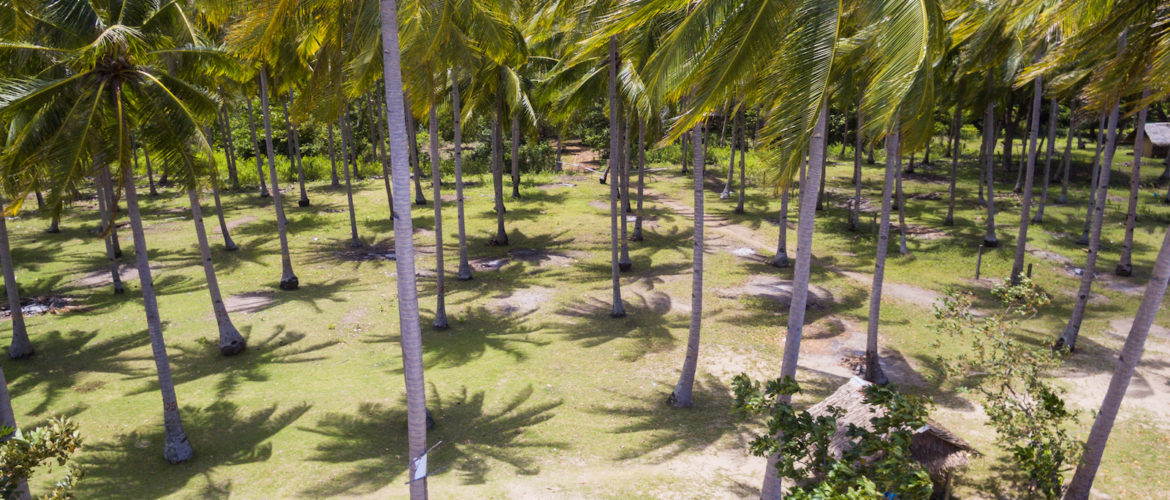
[100,165,123,258]
[720,104,738,199]
[340,116,361,248]
[187,188,245,356]
[618,107,632,272]
[284,98,310,207]
[1059,100,1121,352]
[428,103,449,330]
[121,156,193,463]
[945,102,961,226]
[864,129,900,385]
[1010,77,1044,285]
[0,199,33,359]
[1117,94,1150,276]
[328,123,341,188]
[259,71,299,290]
[406,95,427,206]
[1032,99,1058,223]
[210,181,238,251]
[96,165,126,295]
[245,98,270,198]
[1058,110,1077,204]
[489,86,509,247]
[1065,225,1170,499]
[851,100,864,230]
[450,72,472,280]
[632,120,646,241]
[379,1,431,494]
[895,155,909,256]
[607,36,626,318]
[670,124,705,407]
[772,186,790,268]
[1078,115,1107,244]
[983,100,1000,247]
[510,112,521,199]
[760,103,828,499]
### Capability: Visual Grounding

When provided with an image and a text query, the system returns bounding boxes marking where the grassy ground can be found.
[3,132,1169,499]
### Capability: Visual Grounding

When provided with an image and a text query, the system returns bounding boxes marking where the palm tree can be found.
[379,0,431,495]
[185,183,246,356]
[1010,72,1044,285]
[340,115,361,248]
[735,108,748,214]
[944,100,961,226]
[510,112,521,198]
[606,36,626,317]
[94,164,126,295]
[328,123,341,188]
[244,98,271,197]
[1116,94,1150,277]
[720,102,739,200]
[282,97,311,207]
[259,71,300,290]
[863,129,900,384]
[1031,99,1058,223]
[489,83,509,246]
[981,96,1000,247]
[894,151,909,256]
[0,194,33,359]
[1057,105,1077,204]
[632,119,647,241]
[771,186,790,268]
[1076,115,1106,245]
[451,71,473,281]
[427,102,449,330]
[670,124,704,407]
[1065,224,1170,498]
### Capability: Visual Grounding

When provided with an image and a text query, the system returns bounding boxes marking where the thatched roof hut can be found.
[808,377,977,499]
[1141,122,1170,159]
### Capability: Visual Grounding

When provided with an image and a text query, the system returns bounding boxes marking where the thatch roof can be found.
[807,377,977,477]
[1147,123,1170,147]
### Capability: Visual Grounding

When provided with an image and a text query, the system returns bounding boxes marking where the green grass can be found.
[3,134,1169,498]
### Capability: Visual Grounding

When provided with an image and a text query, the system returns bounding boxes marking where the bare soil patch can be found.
[1,295,83,318]
[509,248,581,268]
[839,270,941,305]
[221,215,259,233]
[1027,244,1073,266]
[334,244,397,262]
[901,224,947,240]
[1058,318,1170,424]
[224,291,277,314]
[469,256,510,271]
[73,265,139,288]
[488,286,555,317]
[716,275,833,310]
[588,199,611,212]
[908,191,943,201]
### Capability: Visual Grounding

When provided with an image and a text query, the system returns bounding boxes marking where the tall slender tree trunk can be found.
[1064,225,1170,499]
[284,97,310,207]
[0,197,33,359]
[219,100,241,191]
[1058,108,1077,204]
[680,134,689,173]
[510,111,521,199]
[245,98,270,198]
[618,107,632,272]
[1032,99,1058,222]
[1010,76,1044,285]
[100,163,123,258]
[96,166,126,295]
[721,103,738,199]
[772,186,790,268]
[380,0,430,494]
[983,99,1000,247]
[1117,94,1150,276]
[121,146,194,463]
[670,123,705,407]
[1079,115,1107,244]
[428,103,449,330]
[895,154,909,256]
[864,128,901,385]
[340,115,361,248]
[210,179,237,251]
[760,103,828,500]
[259,70,299,290]
[328,123,341,188]
[945,100,961,226]
[1059,99,1122,352]
[851,96,864,230]
[607,36,626,318]
[489,82,509,247]
[736,108,747,214]
[137,137,159,196]
[406,95,427,206]
[451,70,472,281]
[375,94,396,220]
[187,188,245,356]
[632,120,646,241]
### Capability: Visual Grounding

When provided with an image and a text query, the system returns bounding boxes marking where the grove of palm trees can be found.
[1,0,1169,498]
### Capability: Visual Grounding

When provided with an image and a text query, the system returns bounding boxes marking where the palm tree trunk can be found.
[210,179,237,251]
[632,119,646,241]
[219,102,241,191]
[554,134,564,172]
[721,103,738,199]
[378,1,431,494]
[100,164,123,258]
[670,123,705,407]
[0,196,33,360]
[983,99,1000,247]
[95,167,126,295]
[428,102,449,330]
[851,96,864,230]
[328,123,341,188]
[375,94,396,220]
[451,70,472,281]
[340,115,361,248]
[510,111,521,199]
[608,36,626,318]
[895,154,909,256]
[1032,99,1058,223]
[1117,93,1150,277]
[621,111,633,214]
[121,150,194,463]
[1058,109,1077,204]
[284,97,310,207]
[772,185,790,268]
[186,188,245,356]
[864,128,900,385]
[489,82,509,247]
[406,95,427,206]
[1010,76,1044,285]
[1079,115,1107,244]
[618,106,632,272]
[259,70,299,290]
[1059,100,1121,352]
[680,134,689,173]
[736,113,747,214]
[760,102,828,499]
[1064,224,1170,499]
[245,98,270,198]
[945,100,961,226]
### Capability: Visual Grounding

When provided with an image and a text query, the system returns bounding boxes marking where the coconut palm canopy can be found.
[0,0,1168,498]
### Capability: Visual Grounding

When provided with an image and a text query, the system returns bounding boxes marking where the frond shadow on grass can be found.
[545,290,684,362]
[77,400,311,499]
[4,329,149,416]
[299,384,563,495]
[368,306,549,371]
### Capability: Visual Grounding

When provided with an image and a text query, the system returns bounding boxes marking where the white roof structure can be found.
[1146,123,1170,147]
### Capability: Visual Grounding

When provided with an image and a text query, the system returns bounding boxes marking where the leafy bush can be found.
[0,416,83,500]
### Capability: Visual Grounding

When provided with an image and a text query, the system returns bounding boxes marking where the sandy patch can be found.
[716,276,833,310]
[1058,319,1170,426]
[1027,244,1073,266]
[488,286,555,317]
[224,291,277,314]
[221,215,259,232]
[588,200,612,212]
[73,265,139,288]
[839,270,941,306]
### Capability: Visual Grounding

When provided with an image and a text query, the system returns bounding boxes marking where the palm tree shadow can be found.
[298,384,564,495]
[368,306,549,371]
[546,291,684,361]
[76,400,311,499]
